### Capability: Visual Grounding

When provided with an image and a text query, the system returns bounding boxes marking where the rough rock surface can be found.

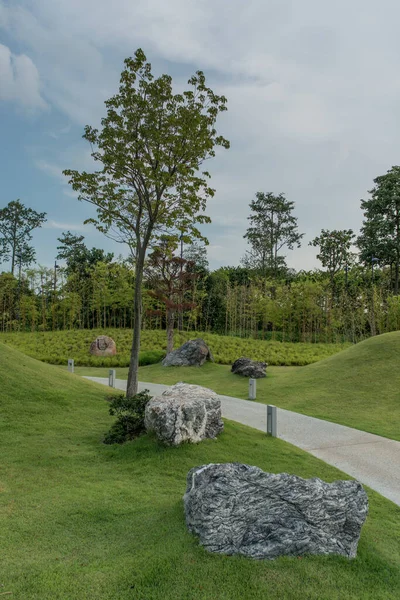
[162,338,214,367]
[89,335,117,357]
[184,463,368,560]
[231,357,267,378]
[145,383,223,445]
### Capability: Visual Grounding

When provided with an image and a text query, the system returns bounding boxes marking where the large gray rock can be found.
[145,383,223,445]
[231,357,267,378]
[162,339,214,367]
[184,463,368,560]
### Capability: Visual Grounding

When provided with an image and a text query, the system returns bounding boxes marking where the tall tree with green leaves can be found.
[357,166,400,294]
[309,229,355,287]
[56,231,114,277]
[0,200,47,274]
[242,193,303,277]
[64,48,229,396]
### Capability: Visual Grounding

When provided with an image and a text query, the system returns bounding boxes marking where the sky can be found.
[1,0,400,271]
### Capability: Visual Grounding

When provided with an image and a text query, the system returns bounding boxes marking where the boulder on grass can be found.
[89,335,117,357]
[231,357,267,378]
[184,463,368,560]
[145,383,223,445]
[162,339,214,367]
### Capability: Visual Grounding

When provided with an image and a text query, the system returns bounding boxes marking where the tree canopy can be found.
[64,48,229,395]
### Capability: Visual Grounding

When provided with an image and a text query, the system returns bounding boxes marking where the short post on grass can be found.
[67,359,74,373]
[266,405,277,437]
[109,369,116,388]
[248,378,257,400]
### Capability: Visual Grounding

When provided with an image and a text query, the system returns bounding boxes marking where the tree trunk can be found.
[166,308,175,354]
[126,252,145,398]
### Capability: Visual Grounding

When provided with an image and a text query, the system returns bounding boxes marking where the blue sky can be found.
[1,0,400,271]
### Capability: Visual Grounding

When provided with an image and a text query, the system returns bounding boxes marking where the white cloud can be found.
[3,0,400,269]
[0,42,47,110]
[43,220,87,232]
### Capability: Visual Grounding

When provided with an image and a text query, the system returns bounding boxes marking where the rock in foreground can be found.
[184,463,368,560]
[162,339,214,367]
[145,383,223,445]
[89,335,117,357]
[231,357,267,378]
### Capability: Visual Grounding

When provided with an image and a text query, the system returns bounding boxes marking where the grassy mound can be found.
[1,342,399,599]
[0,328,350,367]
[77,331,400,440]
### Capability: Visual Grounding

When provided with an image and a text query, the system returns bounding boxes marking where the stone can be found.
[231,357,267,378]
[184,463,368,560]
[162,338,214,367]
[145,382,223,445]
[89,335,117,357]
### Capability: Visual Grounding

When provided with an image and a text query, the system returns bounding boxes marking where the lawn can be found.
[1,341,400,599]
[0,328,350,366]
[71,331,400,441]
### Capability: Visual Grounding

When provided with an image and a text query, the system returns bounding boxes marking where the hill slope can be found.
[0,342,400,599]
[265,331,400,438]
[134,332,400,440]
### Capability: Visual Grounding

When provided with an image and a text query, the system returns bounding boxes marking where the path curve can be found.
[85,377,400,506]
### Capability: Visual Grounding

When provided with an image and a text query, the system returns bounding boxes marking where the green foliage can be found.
[243,192,304,276]
[0,199,47,274]
[103,389,151,444]
[0,328,349,367]
[358,165,400,293]
[310,229,356,283]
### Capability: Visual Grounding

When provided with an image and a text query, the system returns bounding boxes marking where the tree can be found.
[357,166,400,294]
[0,200,47,274]
[242,193,303,277]
[310,229,355,288]
[64,48,229,396]
[56,231,114,277]
[145,239,196,353]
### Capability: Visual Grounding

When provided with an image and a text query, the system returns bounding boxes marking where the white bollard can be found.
[267,405,277,437]
[67,359,74,373]
[108,369,116,388]
[248,378,257,400]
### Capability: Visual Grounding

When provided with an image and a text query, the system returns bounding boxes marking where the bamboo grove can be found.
[1,257,400,344]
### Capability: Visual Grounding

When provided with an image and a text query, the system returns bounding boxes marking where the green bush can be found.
[103,389,152,445]
[0,328,350,367]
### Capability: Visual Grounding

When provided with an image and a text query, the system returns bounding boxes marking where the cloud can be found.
[0,42,47,110]
[34,158,78,197]
[43,219,87,232]
[3,0,400,269]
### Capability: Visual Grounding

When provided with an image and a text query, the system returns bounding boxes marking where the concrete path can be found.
[85,377,400,507]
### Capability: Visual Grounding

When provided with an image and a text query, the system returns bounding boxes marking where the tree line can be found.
[1,49,400,394]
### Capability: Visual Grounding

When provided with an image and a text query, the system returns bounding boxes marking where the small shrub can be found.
[103,389,152,445]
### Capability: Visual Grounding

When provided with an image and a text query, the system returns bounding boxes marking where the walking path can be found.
[85,377,400,506]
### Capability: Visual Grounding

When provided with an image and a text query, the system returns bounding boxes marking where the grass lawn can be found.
[68,331,400,441]
[1,342,400,599]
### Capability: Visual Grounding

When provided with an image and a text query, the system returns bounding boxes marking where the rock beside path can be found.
[231,357,267,378]
[162,339,214,367]
[184,463,368,560]
[145,382,223,445]
[89,335,117,357]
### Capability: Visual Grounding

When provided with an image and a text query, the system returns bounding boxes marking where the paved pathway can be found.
[85,377,400,506]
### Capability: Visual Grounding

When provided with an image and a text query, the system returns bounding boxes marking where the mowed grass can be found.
[73,332,400,441]
[0,328,350,367]
[1,343,400,599]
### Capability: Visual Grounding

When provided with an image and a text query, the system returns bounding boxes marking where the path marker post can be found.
[249,378,257,400]
[109,369,116,388]
[267,405,277,437]
[67,359,74,373]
